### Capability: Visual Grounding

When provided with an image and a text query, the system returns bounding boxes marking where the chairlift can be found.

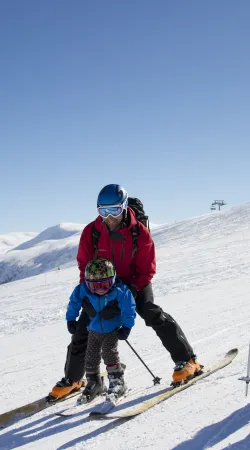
[210,206,216,211]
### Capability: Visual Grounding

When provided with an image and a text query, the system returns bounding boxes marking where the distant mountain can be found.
[0,223,84,284]
[0,232,37,254]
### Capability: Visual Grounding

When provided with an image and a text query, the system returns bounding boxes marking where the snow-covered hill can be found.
[0,232,37,254]
[0,223,84,285]
[153,203,250,296]
[0,204,250,449]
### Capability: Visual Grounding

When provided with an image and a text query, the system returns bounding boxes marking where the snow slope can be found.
[0,205,250,449]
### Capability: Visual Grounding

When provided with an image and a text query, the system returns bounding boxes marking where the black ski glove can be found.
[117,326,131,340]
[82,297,97,318]
[99,299,121,320]
[67,320,77,335]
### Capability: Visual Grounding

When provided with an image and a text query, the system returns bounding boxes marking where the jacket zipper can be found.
[120,236,126,260]
[98,296,105,333]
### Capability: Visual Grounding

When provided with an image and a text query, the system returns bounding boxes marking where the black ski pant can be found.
[64,283,194,382]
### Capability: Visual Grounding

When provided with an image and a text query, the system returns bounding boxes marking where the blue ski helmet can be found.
[97,184,128,207]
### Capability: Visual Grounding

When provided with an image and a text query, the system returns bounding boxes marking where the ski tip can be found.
[89,412,103,418]
[227,348,238,356]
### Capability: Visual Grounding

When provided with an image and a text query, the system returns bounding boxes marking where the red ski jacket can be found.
[77,207,156,291]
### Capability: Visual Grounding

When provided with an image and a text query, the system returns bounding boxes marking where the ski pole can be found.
[125,339,161,385]
[239,341,250,396]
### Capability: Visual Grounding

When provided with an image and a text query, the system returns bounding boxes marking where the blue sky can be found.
[1,0,250,233]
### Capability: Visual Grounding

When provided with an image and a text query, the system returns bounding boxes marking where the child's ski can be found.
[55,394,104,417]
[89,390,131,416]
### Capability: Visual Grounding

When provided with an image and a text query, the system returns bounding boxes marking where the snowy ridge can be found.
[0,232,37,254]
[13,223,84,250]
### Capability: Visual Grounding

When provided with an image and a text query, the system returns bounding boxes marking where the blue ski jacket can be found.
[66,278,136,334]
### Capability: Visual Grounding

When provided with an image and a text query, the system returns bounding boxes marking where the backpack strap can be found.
[92,225,100,259]
[131,224,139,257]
[92,224,139,259]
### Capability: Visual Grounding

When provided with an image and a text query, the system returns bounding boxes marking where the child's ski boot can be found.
[77,373,106,405]
[106,364,127,401]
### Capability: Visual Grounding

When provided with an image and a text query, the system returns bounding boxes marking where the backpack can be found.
[92,197,150,258]
[127,197,149,229]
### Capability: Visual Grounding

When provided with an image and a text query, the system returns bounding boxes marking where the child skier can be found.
[64,257,136,403]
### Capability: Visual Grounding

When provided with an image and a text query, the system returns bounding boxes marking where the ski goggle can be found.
[98,198,128,219]
[86,276,115,294]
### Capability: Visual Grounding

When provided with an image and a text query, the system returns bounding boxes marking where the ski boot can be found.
[106,364,127,401]
[172,357,203,386]
[77,373,106,405]
[47,377,84,403]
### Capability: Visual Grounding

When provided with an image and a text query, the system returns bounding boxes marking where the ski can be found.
[0,388,84,429]
[55,394,104,417]
[89,385,152,416]
[89,348,238,420]
[59,388,134,418]
[55,374,108,416]
[0,372,106,429]
[89,389,131,416]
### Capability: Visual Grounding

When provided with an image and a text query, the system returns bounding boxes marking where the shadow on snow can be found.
[0,386,170,449]
[172,402,250,450]
[1,390,249,450]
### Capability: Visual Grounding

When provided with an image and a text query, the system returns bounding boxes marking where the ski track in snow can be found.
[0,205,250,449]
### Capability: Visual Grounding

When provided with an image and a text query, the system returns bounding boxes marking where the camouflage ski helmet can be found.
[85,258,116,281]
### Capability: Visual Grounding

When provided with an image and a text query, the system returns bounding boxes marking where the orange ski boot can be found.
[48,377,83,401]
[172,358,202,386]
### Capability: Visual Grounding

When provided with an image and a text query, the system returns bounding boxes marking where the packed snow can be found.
[0,205,249,449]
